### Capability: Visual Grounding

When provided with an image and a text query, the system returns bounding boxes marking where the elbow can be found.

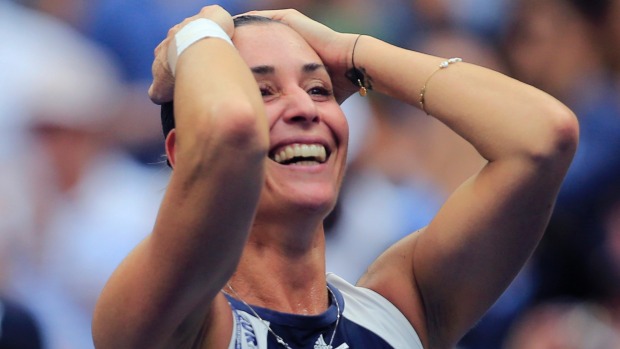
[531,102,579,167]
[213,99,268,150]
[546,102,579,159]
[193,98,269,161]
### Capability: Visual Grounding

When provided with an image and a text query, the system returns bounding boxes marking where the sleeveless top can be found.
[224,273,424,349]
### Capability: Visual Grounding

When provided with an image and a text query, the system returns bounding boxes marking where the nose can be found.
[281,87,320,125]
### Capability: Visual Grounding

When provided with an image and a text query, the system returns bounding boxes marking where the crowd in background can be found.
[1,0,619,348]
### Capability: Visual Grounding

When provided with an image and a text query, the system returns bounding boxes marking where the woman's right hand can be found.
[244,9,360,103]
[148,5,234,104]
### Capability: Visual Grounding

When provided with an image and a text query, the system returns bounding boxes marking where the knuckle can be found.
[167,25,178,36]
[200,4,221,14]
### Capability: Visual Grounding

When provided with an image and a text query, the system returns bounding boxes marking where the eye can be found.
[308,86,332,97]
[260,87,273,97]
[258,84,278,100]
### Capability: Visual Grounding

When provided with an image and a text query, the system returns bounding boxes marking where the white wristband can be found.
[167,18,234,76]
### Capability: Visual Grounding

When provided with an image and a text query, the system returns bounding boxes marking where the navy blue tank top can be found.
[224,273,423,349]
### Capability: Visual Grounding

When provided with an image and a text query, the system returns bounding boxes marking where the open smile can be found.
[269,143,330,166]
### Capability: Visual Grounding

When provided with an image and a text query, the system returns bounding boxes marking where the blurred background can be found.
[1,0,619,348]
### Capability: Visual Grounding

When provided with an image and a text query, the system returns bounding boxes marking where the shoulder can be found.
[353,232,431,347]
[187,293,235,349]
[328,273,425,349]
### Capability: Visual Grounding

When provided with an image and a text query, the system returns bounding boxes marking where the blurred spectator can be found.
[607,0,620,76]
[0,297,42,349]
[12,0,91,29]
[17,0,247,164]
[444,0,513,41]
[503,301,620,349]
[503,0,620,302]
[85,0,247,163]
[86,0,246,82]
[559,0,620,79]
[410,0,451,28]
[249,0,418,47]
[0,2,167,348]
[409,0,513,45]
[586,184,620,330]
[498,1,620,347]
[504,0,620,214]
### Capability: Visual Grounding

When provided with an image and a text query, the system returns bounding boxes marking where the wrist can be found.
[167,18,235,76]
[344,34,372,96]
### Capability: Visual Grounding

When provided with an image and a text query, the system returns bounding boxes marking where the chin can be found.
[261,184,340,222]
[289,187,338,216]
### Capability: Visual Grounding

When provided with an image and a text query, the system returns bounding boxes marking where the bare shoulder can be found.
[152,292,234,349]
[356,230,430,347]
[194,293,233,349]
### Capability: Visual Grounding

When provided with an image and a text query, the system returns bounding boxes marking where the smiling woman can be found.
[92,5,579,349]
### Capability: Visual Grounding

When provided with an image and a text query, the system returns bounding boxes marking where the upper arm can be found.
[92,160,252,348]
[414,160,560,342]
[355,33,579,348]
[360,117,578,348]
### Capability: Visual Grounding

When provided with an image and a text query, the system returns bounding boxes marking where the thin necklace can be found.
[225,283,341,349]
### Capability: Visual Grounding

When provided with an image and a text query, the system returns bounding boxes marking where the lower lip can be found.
[271,160,328,171]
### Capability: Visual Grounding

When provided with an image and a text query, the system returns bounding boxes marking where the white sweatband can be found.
[167,18,234,76]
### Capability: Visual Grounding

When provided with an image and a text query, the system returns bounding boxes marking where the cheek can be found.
[321,105,349,143]
[263,103,280,127]
[336,118,350,156]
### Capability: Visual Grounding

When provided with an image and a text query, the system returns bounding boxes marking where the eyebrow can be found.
[251,65,275,75]
[250,63,327,76]
[302,63,326,74]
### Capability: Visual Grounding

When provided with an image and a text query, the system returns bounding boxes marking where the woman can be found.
[92,5,578,349]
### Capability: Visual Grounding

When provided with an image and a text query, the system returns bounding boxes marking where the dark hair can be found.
[233,14,280,28]
[160,15,280,141]
[565,0,612,23]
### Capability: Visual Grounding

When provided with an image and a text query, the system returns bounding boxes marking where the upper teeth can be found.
[273,143,327,164]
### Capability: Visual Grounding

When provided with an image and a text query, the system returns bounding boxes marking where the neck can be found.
[228,220,329,315]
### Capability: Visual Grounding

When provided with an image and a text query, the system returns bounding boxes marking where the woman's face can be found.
[233,22,349,220]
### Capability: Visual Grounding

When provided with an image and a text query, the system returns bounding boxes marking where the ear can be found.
[165,129,177,168]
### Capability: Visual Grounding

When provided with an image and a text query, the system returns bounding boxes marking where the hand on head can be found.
[148,5,234,104]
[243,9,360,103]
[150,6,363,106]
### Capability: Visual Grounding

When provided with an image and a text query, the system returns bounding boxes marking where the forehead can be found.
[232,23,322,68]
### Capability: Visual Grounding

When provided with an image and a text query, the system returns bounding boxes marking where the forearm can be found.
[174,38,268,168]
[354,35,577,164]
[94,38,268,348]
[161,38,268,286]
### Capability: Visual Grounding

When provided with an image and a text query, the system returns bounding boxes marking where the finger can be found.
[147,83,158,103]
[148,78,166,104]
[197,5,234,36]
[148,83,164,104]
[154,39,168,57]
[149,56,175,104]
[148,79,174,105]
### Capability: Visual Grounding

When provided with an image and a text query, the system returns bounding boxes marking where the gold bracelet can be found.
[419,57,462,115]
